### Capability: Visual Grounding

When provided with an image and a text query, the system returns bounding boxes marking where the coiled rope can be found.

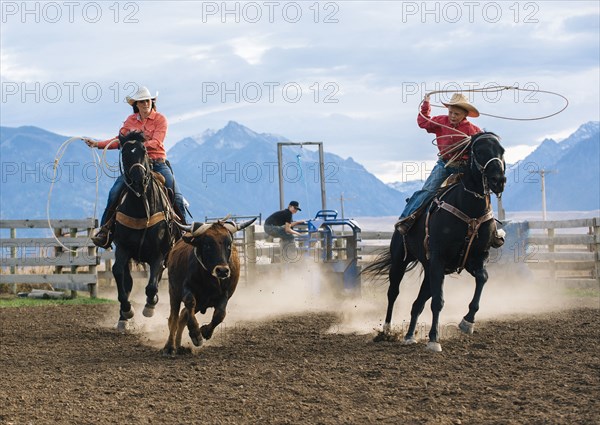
[47,137,119,252]
[419,86,569,166]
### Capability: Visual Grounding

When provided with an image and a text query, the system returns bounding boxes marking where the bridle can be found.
[466,133,505,199]
[120,140,151,199]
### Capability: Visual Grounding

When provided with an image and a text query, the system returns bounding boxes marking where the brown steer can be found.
[162,218,256,356]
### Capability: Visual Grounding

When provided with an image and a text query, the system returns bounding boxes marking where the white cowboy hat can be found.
[126,86,158,106]
[442,93,479,118]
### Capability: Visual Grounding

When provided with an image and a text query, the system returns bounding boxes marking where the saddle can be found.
[403,175,464,228]
[424,182,494,274]
[115,173,182,230]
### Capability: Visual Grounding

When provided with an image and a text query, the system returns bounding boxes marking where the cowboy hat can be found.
[442,93,479,118]
[126,86,158,106]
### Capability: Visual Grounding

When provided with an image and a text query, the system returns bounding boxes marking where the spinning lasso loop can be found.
[419,85,569,165]
[47,137,118,252]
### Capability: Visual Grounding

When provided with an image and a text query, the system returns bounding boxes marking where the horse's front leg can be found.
[143,257,164,317]
[460,267,489,335]
[404,269,431,344]
[113,248,134,331]
[427,255,445,352]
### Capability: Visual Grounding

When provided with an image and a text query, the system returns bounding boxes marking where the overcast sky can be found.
[1,1,598,182]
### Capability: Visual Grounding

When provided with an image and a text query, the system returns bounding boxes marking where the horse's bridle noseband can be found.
[468,134,505,198]
[120,140,151,198]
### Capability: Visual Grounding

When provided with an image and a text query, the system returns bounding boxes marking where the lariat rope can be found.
[419,86,569,166]
[47,137,119,253]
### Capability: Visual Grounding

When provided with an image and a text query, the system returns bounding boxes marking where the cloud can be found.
[1,1,598,183]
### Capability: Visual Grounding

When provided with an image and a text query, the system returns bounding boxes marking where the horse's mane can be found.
[119,130,145,145]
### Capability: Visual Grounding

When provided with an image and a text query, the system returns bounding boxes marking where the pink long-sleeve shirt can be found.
[97,109,167,160]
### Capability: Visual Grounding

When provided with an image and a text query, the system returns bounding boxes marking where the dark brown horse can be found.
[112,131,180,331]
[364,132,506,352]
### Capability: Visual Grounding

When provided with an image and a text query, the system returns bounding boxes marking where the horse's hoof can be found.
[403,336,417,345]
[190,335,204,347]
[121,306,135,320]
[143,304,155,318]
[161,347,175,357]
[426,341,442,352]
[459,318,474,335]
[382,323,391,333]
[117,320,129,333]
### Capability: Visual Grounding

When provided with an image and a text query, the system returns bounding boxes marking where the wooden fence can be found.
[0,219,98,297]
[523,217,599,287]
[3,217,598,295]
[357,218,600,287]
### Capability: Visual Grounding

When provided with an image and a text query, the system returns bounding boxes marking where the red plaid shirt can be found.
[417,101,481,161]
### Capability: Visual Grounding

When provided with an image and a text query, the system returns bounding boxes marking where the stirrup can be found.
[491,229,506,249]
[91,228,112,249]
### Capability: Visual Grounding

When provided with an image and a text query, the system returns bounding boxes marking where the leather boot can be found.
[91,216,115,249]
[92,201,119,248]
[490,220,505,248]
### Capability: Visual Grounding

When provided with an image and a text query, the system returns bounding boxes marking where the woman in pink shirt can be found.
[395,93,481,235]
[83,86,187,247]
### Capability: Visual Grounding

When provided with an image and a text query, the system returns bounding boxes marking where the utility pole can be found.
[531,169,557,221]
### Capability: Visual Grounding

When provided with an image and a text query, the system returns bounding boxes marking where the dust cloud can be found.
[100,255,594,349]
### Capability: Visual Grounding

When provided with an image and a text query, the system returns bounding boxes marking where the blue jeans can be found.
[399,159,463,219]
[264,225,295,241]
[101,162,186,225]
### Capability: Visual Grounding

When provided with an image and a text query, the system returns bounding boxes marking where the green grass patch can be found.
[0,296,116,308]
[564,286,600,298]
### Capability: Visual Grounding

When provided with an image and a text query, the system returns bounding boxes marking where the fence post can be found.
[87,225,97,298]
[9,227,17,294]
[54,226,63,280]
[69,227,78,299]
[245,225,257,284]
[547,226,556,281]
[594,218,600,286]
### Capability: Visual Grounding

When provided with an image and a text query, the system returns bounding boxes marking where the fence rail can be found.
[523,217,599,287]
[2,217,598,294]
[0,218,98,297]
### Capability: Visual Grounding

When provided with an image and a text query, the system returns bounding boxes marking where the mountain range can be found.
[0,122,409,221]
[0,121,598,222]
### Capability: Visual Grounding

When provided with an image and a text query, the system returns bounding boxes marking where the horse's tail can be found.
[362,239,420,282]
[362,248,393,281]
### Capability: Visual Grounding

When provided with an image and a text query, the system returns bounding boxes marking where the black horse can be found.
[364,132,506,352]
[112,131,180,331]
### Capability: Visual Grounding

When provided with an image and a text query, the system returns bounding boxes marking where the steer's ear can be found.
[182,234,196,244]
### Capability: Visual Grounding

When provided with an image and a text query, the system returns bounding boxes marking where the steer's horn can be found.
[191,222,213,236]
[223,217,257,234]
[175,222,193,233]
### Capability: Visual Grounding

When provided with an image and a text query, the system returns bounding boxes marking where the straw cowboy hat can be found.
[126,86,158,106]
[442,93,479,117]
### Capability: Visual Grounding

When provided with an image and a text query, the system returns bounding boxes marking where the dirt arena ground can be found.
[1,273,599,425]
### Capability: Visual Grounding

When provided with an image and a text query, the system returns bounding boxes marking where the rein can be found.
[425,187,494,274]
